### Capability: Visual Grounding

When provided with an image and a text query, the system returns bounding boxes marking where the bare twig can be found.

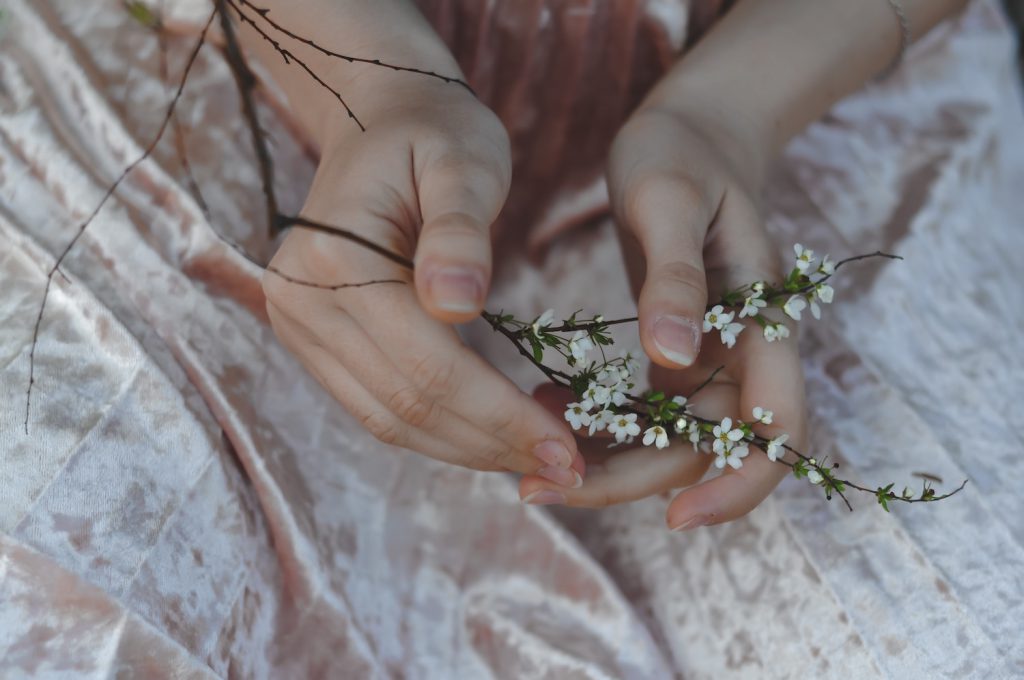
[217,0,279,236]
[25,8,218,434]
[234,0,473,94]
[224,0,364,131]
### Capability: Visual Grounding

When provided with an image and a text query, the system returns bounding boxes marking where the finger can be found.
[269,299,581,484]
[619,173,712,369]
[519,444,713,508]
[413,141,511,323]
[268,208,582,482]
[665,322,806,530]
[268,304,504,472]
[328,281,583,465]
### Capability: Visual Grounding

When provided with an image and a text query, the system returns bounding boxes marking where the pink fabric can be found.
[414,0,729,250]
[2,0,1024,677]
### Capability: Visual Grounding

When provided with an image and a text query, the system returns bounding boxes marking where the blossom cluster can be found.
[702,244,836,348]
[537,309,792,472]
[483,247,964,511]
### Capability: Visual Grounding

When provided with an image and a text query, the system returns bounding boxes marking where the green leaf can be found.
[126,1,159,28]
[528,337,544,363]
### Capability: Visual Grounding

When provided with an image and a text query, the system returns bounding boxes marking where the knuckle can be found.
[425,211,487,242]
[486,405,521,442]
[626,171,708,230]
[386,385,439,429]
[487,444,522,471]
[651,260,708,301]
[410,355,456,398]
[360,410,406,447]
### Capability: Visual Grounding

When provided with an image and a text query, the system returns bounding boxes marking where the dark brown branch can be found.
[25,8,218,434]
[234,0,474,94]
[686,365,725,400]
[278,215,414,270]
[524,316,638,336]
[224,0,364,131]
[154,2,212,218]
[217,0,279,236]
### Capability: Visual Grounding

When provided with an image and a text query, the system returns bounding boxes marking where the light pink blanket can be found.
[1,0,1023,677]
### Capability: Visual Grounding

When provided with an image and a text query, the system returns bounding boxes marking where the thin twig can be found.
[686,365,725,400]
[25,8,218,434]
[217,0,279,236]
[234,0,474,94]
[224,0,364,131]
[278,215,414,269]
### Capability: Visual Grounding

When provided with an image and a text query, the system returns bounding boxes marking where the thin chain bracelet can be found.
[877,0,911,79]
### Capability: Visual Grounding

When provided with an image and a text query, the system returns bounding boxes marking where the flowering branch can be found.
[27,2,966,516]
[483,246,968,513]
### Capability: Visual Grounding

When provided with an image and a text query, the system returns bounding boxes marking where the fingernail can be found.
[653,315,700,367]
[670,514,711,532]
[523,489,567,506]
[429,266,483,313]
[533,440,573,468]
[536,466,583,488]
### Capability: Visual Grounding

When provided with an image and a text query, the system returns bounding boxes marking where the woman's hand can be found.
[260,25,584,486]
[519,107,807,528]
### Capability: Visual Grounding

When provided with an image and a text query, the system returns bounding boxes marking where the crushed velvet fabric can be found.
[1,0,1023,677]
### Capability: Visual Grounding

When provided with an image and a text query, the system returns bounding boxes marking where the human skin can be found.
[242,0,968,526]
[517,0,968,530]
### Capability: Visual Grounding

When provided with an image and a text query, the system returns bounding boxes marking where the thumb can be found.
[413,148,511,323]
[625,175,711,368]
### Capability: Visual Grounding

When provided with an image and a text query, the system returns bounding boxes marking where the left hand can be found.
[518,106,808,531]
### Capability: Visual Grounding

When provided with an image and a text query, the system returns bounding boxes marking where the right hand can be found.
[262,68,585,488]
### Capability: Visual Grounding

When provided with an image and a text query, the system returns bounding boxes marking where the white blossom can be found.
[674,416,688,434]
[619,350,641,376]
[672,395,687,407]
[794,244,815,272]
[588,409,612,436]
[808,283,834,320]
[815,282,834,304]
[720,321,745,348]
[703,305,733,332]
[765,434,788,462]
[808,295,821,321]
[608,413,641,443]
[752,407,774,425]
[712,417,745,454]
[564,403,591,431]
[687,421,702,451]
[818,255,835,276]
[643,425,670,449]
[763,323,791,342]
[807,469,824,485]
[609,387,628,407]
[715,444,750,470]
[783,296,807,321]
[568,330,594,362]
[740,295,767,318]
[580,382,610,411]
[532,309,555,336]
[752,281,766,295]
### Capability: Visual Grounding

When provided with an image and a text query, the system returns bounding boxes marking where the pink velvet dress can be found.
[2,0,1023,677]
